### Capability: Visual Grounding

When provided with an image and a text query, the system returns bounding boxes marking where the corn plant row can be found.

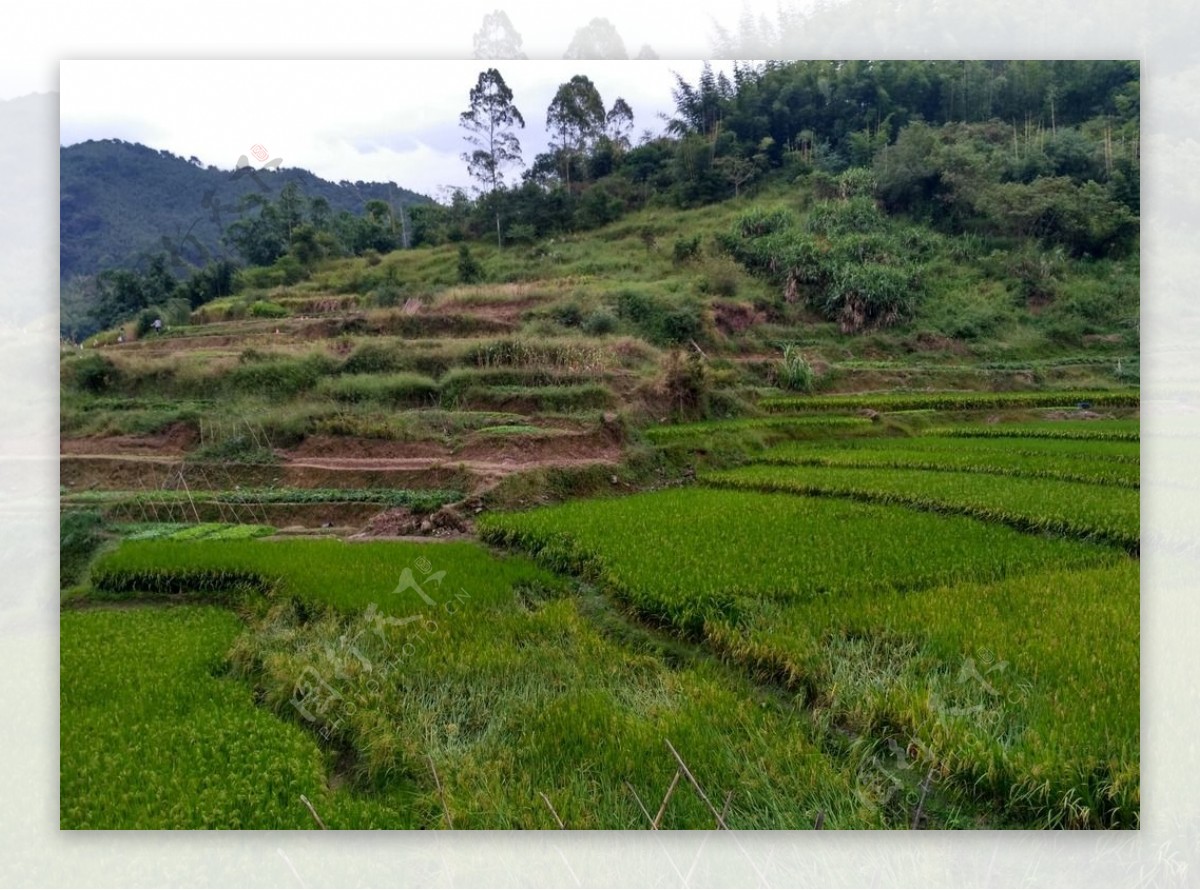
[701,465,1139,554]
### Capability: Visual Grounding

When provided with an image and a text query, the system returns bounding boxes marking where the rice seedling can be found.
[705,561,1139,827]
[479,488,1118,634]
[703,465,1139,552]
[760,389,1139,414]
[923,420,1139,441]
[478,486,1135,827]
[757,437,1139,487]
[60,606,415,829]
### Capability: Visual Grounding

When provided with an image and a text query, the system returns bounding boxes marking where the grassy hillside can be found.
[62,178,1137,478]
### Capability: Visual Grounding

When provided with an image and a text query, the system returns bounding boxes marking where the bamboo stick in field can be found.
[538,791,565,829]
[427,755,454,830]
[300,794,327,830]
[664,738,729,830]
[653,769,682,829]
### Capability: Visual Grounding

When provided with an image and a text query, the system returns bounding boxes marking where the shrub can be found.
[836,167,878,200]
[370,285,404,308]
[225,354,335,398]
[273,255,305,285]
[820,262,922,333]
[438,368,593,406]
[662,349,710,419]
[460,383,613,413]
[457,245,483,284]
[238,267,281,290]
[697,259,740,297]
[463,338,608,372]
[248,300,288,319]
[163,298,192,327]
[659,304,704,345]
[553,302,584,328]
[317,373,439,407]
[136,307,164,338]
[190,433,278,465]
[672,235,702,264]
[733,207,794,239]
[60,509,106,588]
[805,197,886,237]
[615,290,705,346]
[506,223,537,244]
[807,170,839,200]
[65,354,121,394]
[582,307,618,336]
[341,342,399,375]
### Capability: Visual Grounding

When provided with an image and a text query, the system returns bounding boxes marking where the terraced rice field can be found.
[65,542,893,829]
[62,412,1139,829]
[759,433,1138,476]
[702,464,1138,551]
[60,606,416,829]
[479,418,1139,827]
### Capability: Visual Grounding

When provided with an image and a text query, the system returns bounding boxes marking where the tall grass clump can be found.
[225,353,337,399]
[779,344,816,392]
[317,373,440,407]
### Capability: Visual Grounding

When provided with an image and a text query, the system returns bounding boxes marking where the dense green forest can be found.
[417,60,1137,249]
[60,59,1138,342]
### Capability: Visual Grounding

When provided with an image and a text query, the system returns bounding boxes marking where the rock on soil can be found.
[358,505,471,538]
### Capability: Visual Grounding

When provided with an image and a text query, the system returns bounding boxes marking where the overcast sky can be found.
[59,60,737,201]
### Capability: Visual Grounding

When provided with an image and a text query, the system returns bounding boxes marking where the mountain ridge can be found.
[60,138,434,284]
